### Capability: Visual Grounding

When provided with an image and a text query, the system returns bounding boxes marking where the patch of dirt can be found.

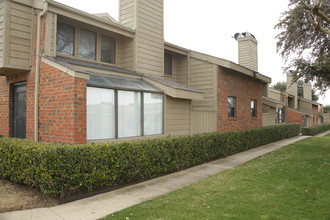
[0,179,59,213]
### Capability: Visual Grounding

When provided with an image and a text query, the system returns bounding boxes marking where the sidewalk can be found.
[0,134,323,220]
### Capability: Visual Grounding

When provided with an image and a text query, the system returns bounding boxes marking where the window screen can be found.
[228,96,236,118]
[101,35,116,64]
[56,22,75,56]
[79,29,96,60]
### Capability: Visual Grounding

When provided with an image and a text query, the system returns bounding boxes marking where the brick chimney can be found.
[119,0,164,76]
[234,32,258,72]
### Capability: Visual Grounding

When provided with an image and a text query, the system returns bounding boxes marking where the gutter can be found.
[34,0,48,142]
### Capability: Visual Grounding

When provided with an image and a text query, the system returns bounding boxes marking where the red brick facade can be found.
[286,108,304,127]
[0,11,87,144]
[38,62,87,144]
[217,68,263,131]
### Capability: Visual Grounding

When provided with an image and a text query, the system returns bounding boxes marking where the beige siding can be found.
[238,37,258,72]
[119,0,136,29]
[44,12,56,57]
[268,89,281,101]
[8,1,32,68]
[167,53,188,86]
[136,0,163,76]
[299,100,312,114]
[165,96,190,136]
[176,56,188,85]
[0,0,4,64]
[262,107,276,127]
[119,0,164,76]
[190,109,217,134]
[190,58,216,110]
[117,37,133,70]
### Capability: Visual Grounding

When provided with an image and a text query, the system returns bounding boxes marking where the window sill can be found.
[56,54,117,68]
[87,134,166,144]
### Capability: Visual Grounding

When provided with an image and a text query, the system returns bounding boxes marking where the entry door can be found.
[12,83,26,138]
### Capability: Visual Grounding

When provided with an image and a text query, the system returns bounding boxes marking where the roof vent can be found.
[234,32,256,40]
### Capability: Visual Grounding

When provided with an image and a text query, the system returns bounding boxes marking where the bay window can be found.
[87,87,115,140]
[87,85,163,140]
[144,93,163,135]
[118,91,141,138]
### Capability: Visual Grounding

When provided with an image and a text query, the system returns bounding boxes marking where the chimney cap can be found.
[234,32,256,40]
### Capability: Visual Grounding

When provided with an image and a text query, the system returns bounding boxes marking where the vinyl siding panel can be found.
[119,37,134,70]
[166,96,190,136]
[190,109,217,134]
[44,12,56,57]
[135,0,163,76]
[238,38,257,71]
[119,0,136,29]
[8,1,32,68]
[190,58,216,110]
[262,107,276,127]
[0,0,4,64]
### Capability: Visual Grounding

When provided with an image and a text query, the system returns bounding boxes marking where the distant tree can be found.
[271,81,287,92]
[312,89,319,101]
[324,105,330,113]
[275,0,330,93]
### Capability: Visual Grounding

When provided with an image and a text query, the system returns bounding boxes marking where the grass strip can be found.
[103,136,330,219]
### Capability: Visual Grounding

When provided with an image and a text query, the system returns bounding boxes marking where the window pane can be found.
[118,91,141,138]
[164,53,172,75]
[79,29,96,60]
[251,100,257,117]
[87,87,115,140]
[101,35,116,64]
[57,22,75,56]
[228,96,236,117]
[144,93,163,135]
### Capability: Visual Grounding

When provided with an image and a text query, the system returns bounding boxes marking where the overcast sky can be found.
[55,0,329,105]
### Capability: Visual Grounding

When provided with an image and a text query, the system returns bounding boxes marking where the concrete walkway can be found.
[1,133,328,220]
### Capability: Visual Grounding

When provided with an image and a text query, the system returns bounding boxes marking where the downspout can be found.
[34,0,48,142]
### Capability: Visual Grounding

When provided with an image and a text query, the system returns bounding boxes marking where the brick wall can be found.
[36,11,87,144]
[0,10,87,144]
[38,62,87,144]
[287,108,304,127]
[217,68,262,131]
[0,76,10,137]
[0,72,33,139]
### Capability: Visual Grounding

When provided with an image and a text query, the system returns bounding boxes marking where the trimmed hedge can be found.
[0,124,300,198]
[301,124,330,136]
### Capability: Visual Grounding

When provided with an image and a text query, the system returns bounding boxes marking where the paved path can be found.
[1,133,328,220]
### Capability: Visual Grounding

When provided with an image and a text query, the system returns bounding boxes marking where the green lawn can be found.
[103,135,330,220]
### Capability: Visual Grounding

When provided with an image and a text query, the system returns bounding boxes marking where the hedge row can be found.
[301,124,330,136]
[0,123,300,198]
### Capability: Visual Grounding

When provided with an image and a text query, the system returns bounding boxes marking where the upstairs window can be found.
[228,96,236,118]
[164,53,172,75]
[251,100,257,117]
[101,35,116,64]
[56,21,116,65]
[56,22,75,56]
[79,29,96,60]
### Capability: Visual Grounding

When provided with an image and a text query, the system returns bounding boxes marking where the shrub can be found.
[0,124,300,198]
[301,124,330,136]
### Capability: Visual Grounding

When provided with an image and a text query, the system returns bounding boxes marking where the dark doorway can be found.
[12,82,26,138]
